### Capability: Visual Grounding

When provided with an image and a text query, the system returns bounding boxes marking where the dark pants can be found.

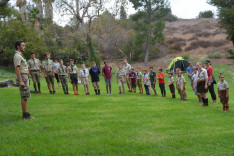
[208,82,216,100]
[144,85,150,95]
[60,75,68,94]
[159,83,166,96]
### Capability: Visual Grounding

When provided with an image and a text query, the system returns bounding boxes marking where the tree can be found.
[129,0,169,66]
[208,0,234,46]
[198,10,214,18]
[0,0,10,7]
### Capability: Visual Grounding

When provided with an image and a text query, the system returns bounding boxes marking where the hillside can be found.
[133,18,234,68]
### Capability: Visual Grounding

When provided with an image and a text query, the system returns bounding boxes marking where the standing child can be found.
[67,59,79,95]
[157,68,166,97]
[217,73,229,112]
[149,67,158,96]
[80,64,90,95]
[177,71,187,100]
[129,67,136,93]
[42,53,56,94]
[54,58,61,88]
[136,67,143,94]
[175,68,181,96]
[102,60,112,95]
[143,69,150,95]
[89,62,101,95]
[58,59,69,94]
[192,67,202,102]
[168,72,175,98]
[116,65,126,94]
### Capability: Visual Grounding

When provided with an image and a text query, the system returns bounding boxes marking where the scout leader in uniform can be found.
[42,53,56,94]
[28,52,42,94]
[67,59,79,95]
[14,40,34,119]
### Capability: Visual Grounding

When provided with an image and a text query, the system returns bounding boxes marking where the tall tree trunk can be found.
[44,0,53,21]
[16,0,27,21]
[35,0,43,18]
[144,1,152,66]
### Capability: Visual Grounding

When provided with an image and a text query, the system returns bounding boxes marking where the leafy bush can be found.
[209,51,221,59]
[226,49,234,59]
[181,53,190,60]
[198,10,214,18]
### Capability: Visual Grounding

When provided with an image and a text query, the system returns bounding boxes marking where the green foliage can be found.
[209,0,234,45]
[209,51,221,59]
[181,53,190,60]
[120,5,127,20]
[198,10,214,18]
[226,49,234,59]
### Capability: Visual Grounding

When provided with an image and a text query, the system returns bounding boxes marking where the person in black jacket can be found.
[89,62,101,95]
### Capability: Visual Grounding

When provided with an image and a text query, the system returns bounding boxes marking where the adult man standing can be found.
[205,60,217,104]
[186,62,194,88]
[42,53,56,94]
[14,40,34,119]
[123,58,132,92]
[28,52,42,94]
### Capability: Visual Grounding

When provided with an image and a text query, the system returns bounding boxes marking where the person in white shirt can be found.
[123,58,132,92]
[80,64,90,95]
[54,58,61,88]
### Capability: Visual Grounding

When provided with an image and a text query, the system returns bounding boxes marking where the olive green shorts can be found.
[31,71,40,84]
[16,75,31,100]
[46,71,54,83]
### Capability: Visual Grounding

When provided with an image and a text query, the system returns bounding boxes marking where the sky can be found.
[10,0,217,26]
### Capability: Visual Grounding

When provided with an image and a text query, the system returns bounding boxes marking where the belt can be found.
[21,73,28,75]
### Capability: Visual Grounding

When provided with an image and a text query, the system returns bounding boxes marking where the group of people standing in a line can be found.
[13,40,230,119]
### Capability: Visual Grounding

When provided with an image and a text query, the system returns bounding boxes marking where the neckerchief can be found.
[91,67,97,73]
[33,59,36,66]
[16,52,27,61]
[198,69,203,77]
[62,66,65,73]
[46,59,49,66]
[71,65,74,72]
[83,69,86,76]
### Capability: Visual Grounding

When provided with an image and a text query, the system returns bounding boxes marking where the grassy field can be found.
[0,65,233,155]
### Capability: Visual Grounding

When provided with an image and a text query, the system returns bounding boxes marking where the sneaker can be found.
[182,98,187,101]
[50,91,53,94]
[53,90,56,94]
[119,92,122,94]
[38,91,41,94]
[22,112,35,119]
[154,94,158,96]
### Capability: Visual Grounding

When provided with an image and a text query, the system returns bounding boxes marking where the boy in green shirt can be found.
[149,67,158,96]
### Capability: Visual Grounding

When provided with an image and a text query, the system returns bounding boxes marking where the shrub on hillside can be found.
[181,53,190,60]
[226,49,234,59]
[166,38,186,51]
[198,10,214,18]
[209,51,221,59]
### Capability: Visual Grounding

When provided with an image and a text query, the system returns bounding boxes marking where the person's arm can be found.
[208,68,213,86]
[192,79,194,90]
[153,75,156,84]
[88,72,90,82]
[77,70,79,81]
[218,88,220,98]
[205,78,208,89]
[43,67,47,78]
[184,82,186,90]
[15,66,24,86]
[28,67,32,78]
[102,68,105,79]
[124,75,126,82]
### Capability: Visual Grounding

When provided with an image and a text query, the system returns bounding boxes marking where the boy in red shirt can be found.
[102,60,112,95]
[157,67,166,97]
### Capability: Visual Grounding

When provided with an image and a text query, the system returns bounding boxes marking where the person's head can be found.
[149,66,153,72]
[193,67,197,73]
[59,59,63,65]
[45,53,50,60]
[219,73,225,81]
[104,60,109,66]
[123,58,128,64]
[176,68,181,74]
[143,69,147,74]
[31,52,35,59]
[92,61,96,68]
[131,67,134,72]
[189,62,192,67]
[197,62,202,70]
[158,67,163,73]
[54,58,58,63]
[15,40,25,52]
[178,71,182,77]
[81,63,85,69]
[119,64,122,70]
[205,60,210,67]
[168,71,173,76]
[136,66,140,72]
[70,59,74,65]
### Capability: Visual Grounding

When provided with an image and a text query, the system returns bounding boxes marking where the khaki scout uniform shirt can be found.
[58,65,67,76]
[123,63,131,75]
[217,80,229,91]
[28,58,41,71]
[42,59,54,72]
[177,75,186,90]
[67,65,78,74]
[197,68,208,81]
[168,76,174,84]
[116,69,126,79]
[13,51,28,74]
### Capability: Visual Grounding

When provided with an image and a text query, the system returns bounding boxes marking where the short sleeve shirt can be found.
[13,51,28,74]
[116,69,126,78]
[28,58,41,71]
[136,72,142,80]
[80,69,89,78]
[67,65,78,74]
[149,72,156,84]
[143,73,150,85]
[197,68,208,81]
[123,63,131,75]
[54,62,60,73]
[192,73,198,87]
[129,72,136,82]
[42,59,54,72]
[186,66,194,75]
[89,67,100,82]
[177,75,186,90]
[58,65,67,76]
[168,76,174,84]
[207,66,214,81]
[102,66,112,79]
[157,73,165,84]
[217,80,229,91]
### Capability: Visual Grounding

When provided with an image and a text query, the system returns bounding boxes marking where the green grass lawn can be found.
[0,65,233,155]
